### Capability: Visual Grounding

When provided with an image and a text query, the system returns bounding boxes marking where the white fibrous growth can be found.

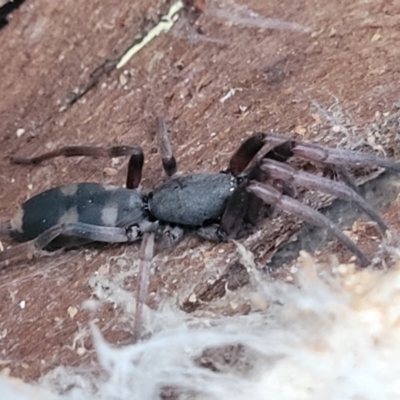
[3,254,400,400]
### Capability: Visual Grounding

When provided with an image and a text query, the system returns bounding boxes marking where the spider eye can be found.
[236,176,246,185]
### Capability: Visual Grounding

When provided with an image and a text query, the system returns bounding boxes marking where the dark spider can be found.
[1,117,399,267]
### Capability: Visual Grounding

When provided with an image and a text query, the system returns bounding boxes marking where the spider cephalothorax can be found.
[1,117,399,267]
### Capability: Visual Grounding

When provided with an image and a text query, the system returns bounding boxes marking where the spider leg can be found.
[156,116,177,177]
[292,142,400,172]
[229,131,400,176]
[11,145,143,165]
[192,184,259,241]
[332,165,361,194]
[156,224,185,249]
[224,134,293,234]
[133,231,155,343]
[11,145,144,189]
[220,183,250,238]
[196,224,226,241]
[126,149,144,189]
[247,182,371,267]
[228,132,298,175]
[0,224,65,263]
[261,159,388,233]
[229,133,267,175]
[198,182,270,241]
[0,222,143,263]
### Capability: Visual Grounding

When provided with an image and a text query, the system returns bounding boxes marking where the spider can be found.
[0,117,399,267]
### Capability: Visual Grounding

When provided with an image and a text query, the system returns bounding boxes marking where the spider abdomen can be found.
[148,173,237,226]
[9,183,144,247]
